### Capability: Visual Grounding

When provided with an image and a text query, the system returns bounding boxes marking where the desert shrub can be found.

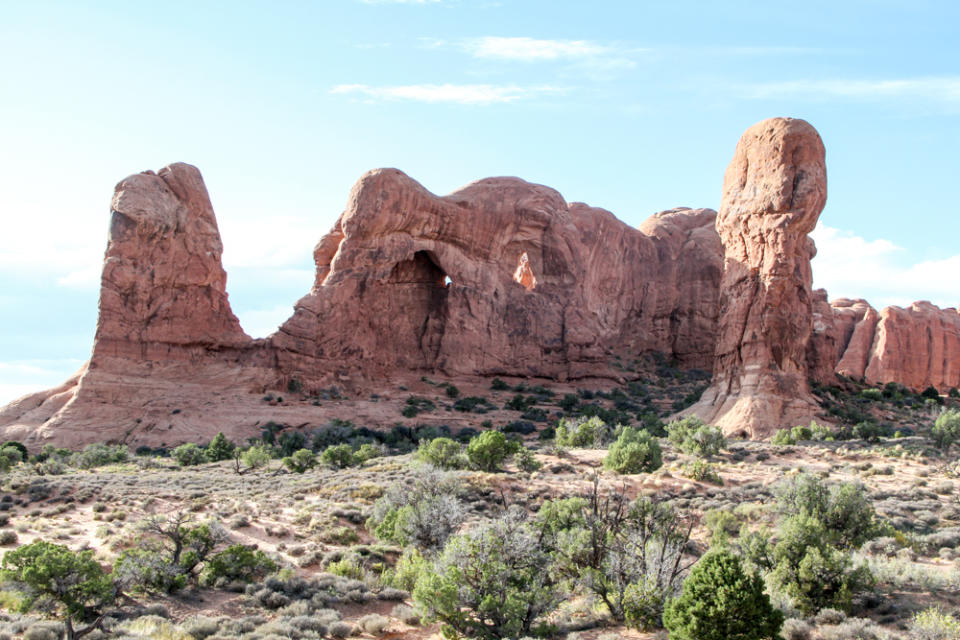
[353,442,383,463]
[414,508,559,640]
[416,437,464,469]
[201,544,277,586]
[807,421,833,440]
[0,447,22,473]
[180,615,222,639]
[465,430,518,472]
[327,553,365,580]
[775,473,881,549]
[1,441,27,461]
[454,396,494,413]
[0,530,17,545]
[402,396,435,418]
[505,393,536,412]
[380,547,428,592]
[775,474,879,549]
[663,550,783,640]
[23,621,66,640]
[814,608,847,625]
[501,420,536,435]
[932,408,960,450]
[205,432,235,462]
[772,428,797,446]
[770,515,873,615]
[555,416,614,448]
[444,384,460,398]
[922,385,942,402]
[70,442,128,469]
[537,483,692,628]
[357,613,391,635]
[274,430,307,457]
[603,427,662,474]
[319,444,356,469]
[172,443,207,467]
[949,387,960,398]
[705,510,739,546]
[392,603,421,625]
[514,447,542,473]
[329,621,353,638]
[851,421,886,442]
[859,388,883,401]
[117,512,226,593]
[113,547,187,593]
[781,618,813,640]
[683,459,723,484]
[910,606,960,640]
[818,618,884,640]
[666,417,725,457]
[240,445,272,471]
[282,448,316,473]
[367,468,465,550]
[1,541,115,640]
[491,378,509,391]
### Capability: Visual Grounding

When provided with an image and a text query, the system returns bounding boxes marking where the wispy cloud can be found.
[0,359,86,405]
[422,36,639,71]
[711,46,835,56]
[330,83,566,105]
[463,36,618,61]
[358,0,448,4]
[811,225,960,309]
[744,76,960,103]
[56,265,101,290]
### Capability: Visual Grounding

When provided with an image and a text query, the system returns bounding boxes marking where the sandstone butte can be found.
[1,117,958,448]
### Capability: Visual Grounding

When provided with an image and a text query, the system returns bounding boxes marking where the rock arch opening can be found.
[386,250,449,364]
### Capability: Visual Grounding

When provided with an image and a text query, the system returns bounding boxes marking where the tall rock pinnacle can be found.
[689,117,827,438]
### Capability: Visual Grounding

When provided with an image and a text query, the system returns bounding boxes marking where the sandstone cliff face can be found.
[271,170,721,385]
[689,118,827,438]
[95,163,250,361]
[0,166,723,448]
[858,302,960,390]
[806,297,960,393]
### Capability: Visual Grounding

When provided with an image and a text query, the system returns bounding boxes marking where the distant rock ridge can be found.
[1,117,958,446]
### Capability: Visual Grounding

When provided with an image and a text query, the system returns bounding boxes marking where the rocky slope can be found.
[2,117,958,447]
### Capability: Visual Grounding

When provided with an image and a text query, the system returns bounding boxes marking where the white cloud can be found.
[744,77,960,103]
[330,83,566,105]
[0,359,85,406]
[462,36,611,61]
[56,265,101,290]
[0,384,47,407]
[219,215,319,270]
[358,0,447,4]
[237,305,294,339]
[811,225,960,310]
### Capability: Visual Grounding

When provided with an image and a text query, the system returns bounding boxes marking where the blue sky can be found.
[1,0,959,404]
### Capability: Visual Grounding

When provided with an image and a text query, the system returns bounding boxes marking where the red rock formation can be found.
[861,302,960,391]
[95,163,250,360]
[809,297,960,393]
[271,170,722,385]
[0,166,723,448]
[689,118,827,437]
[4,118,956,448]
